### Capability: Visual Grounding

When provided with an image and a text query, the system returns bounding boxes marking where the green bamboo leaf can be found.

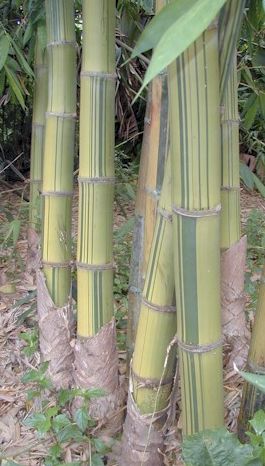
[258,93,265,119]
[132,0,195,57]
[249,410,265,436]
[0,34,10,71]
[253,172,265,198]
[243,94,259,129]
[0,70,5,95]
[238,369,265,393]
[240,163,255,190]
[242,68,256,91]
[23,23,33,47]
[4,64,25,109]
[253,47,265,70]
[11,38,34,77]
[136,0,227,93]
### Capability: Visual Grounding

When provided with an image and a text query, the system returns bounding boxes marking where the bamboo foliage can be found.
[29,25,47,234]
[168,27,224,435]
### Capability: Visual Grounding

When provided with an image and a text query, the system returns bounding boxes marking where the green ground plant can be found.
[244,209,265,316]
[6,364,111,466]
[182,368,265,466]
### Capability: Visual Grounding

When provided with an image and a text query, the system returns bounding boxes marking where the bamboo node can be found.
[221,118,240,125]
[76,261,113,271]
[78,176,115,184]
[144,186,160,199]
[157,207,172,222]
[132,370,174,389]
[42,260,70,268]
[172,204,221,218]
[46,111,77,119]
[47,40,77,48]
[30,179,42,184]
[177,338,223,354]
[128,285,141,295]
[142,298,176,314]
[42,190,73,197]
[221,186,240,191]
[32,123,45,129]
[81,71,116,80]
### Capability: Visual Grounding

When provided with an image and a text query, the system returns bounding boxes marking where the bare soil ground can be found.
[0,181,264,465]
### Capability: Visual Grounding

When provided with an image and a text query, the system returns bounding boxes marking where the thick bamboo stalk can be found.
[238,263,265,441]
[219,0,248,369]
[219,0,246,98]
[168,26,224,436]
[127,71,168,362]
[76,0,115,337]
[27,25,47,270]
[37,0,76,388]
[121,156,177,466]
[73,0,123,432]
[127,0,168,365]
[220,60,249,368]
[220,63,241,249]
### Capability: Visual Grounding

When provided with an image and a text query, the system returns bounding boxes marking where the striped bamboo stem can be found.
[73,0,123,432]
[37,0,76,388]
[238,264,265,441]
[127,71,168,362]
[76,0,115,337]
[220,63,241,249]
[168,26,224,435]
[121,156,177,466]
[42,0,76,306]
[219,0,246,98]
[29,25,47,234]
[127,0,168,365]
[219,0,248,369]
[27,25,47,269]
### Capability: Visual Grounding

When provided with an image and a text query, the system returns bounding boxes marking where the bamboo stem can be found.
[238,264,265,441]
[127,72,168,361]
[127,0,169,364]
[29,25,47,233]
[76,0,116,336]
[37,0,77,389]
[42,0,76,307]
[169,27,224,435]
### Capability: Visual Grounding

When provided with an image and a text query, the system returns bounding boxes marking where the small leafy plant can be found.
[19,364,110,466]
[182,410,265,466]
[20,328,38,356]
